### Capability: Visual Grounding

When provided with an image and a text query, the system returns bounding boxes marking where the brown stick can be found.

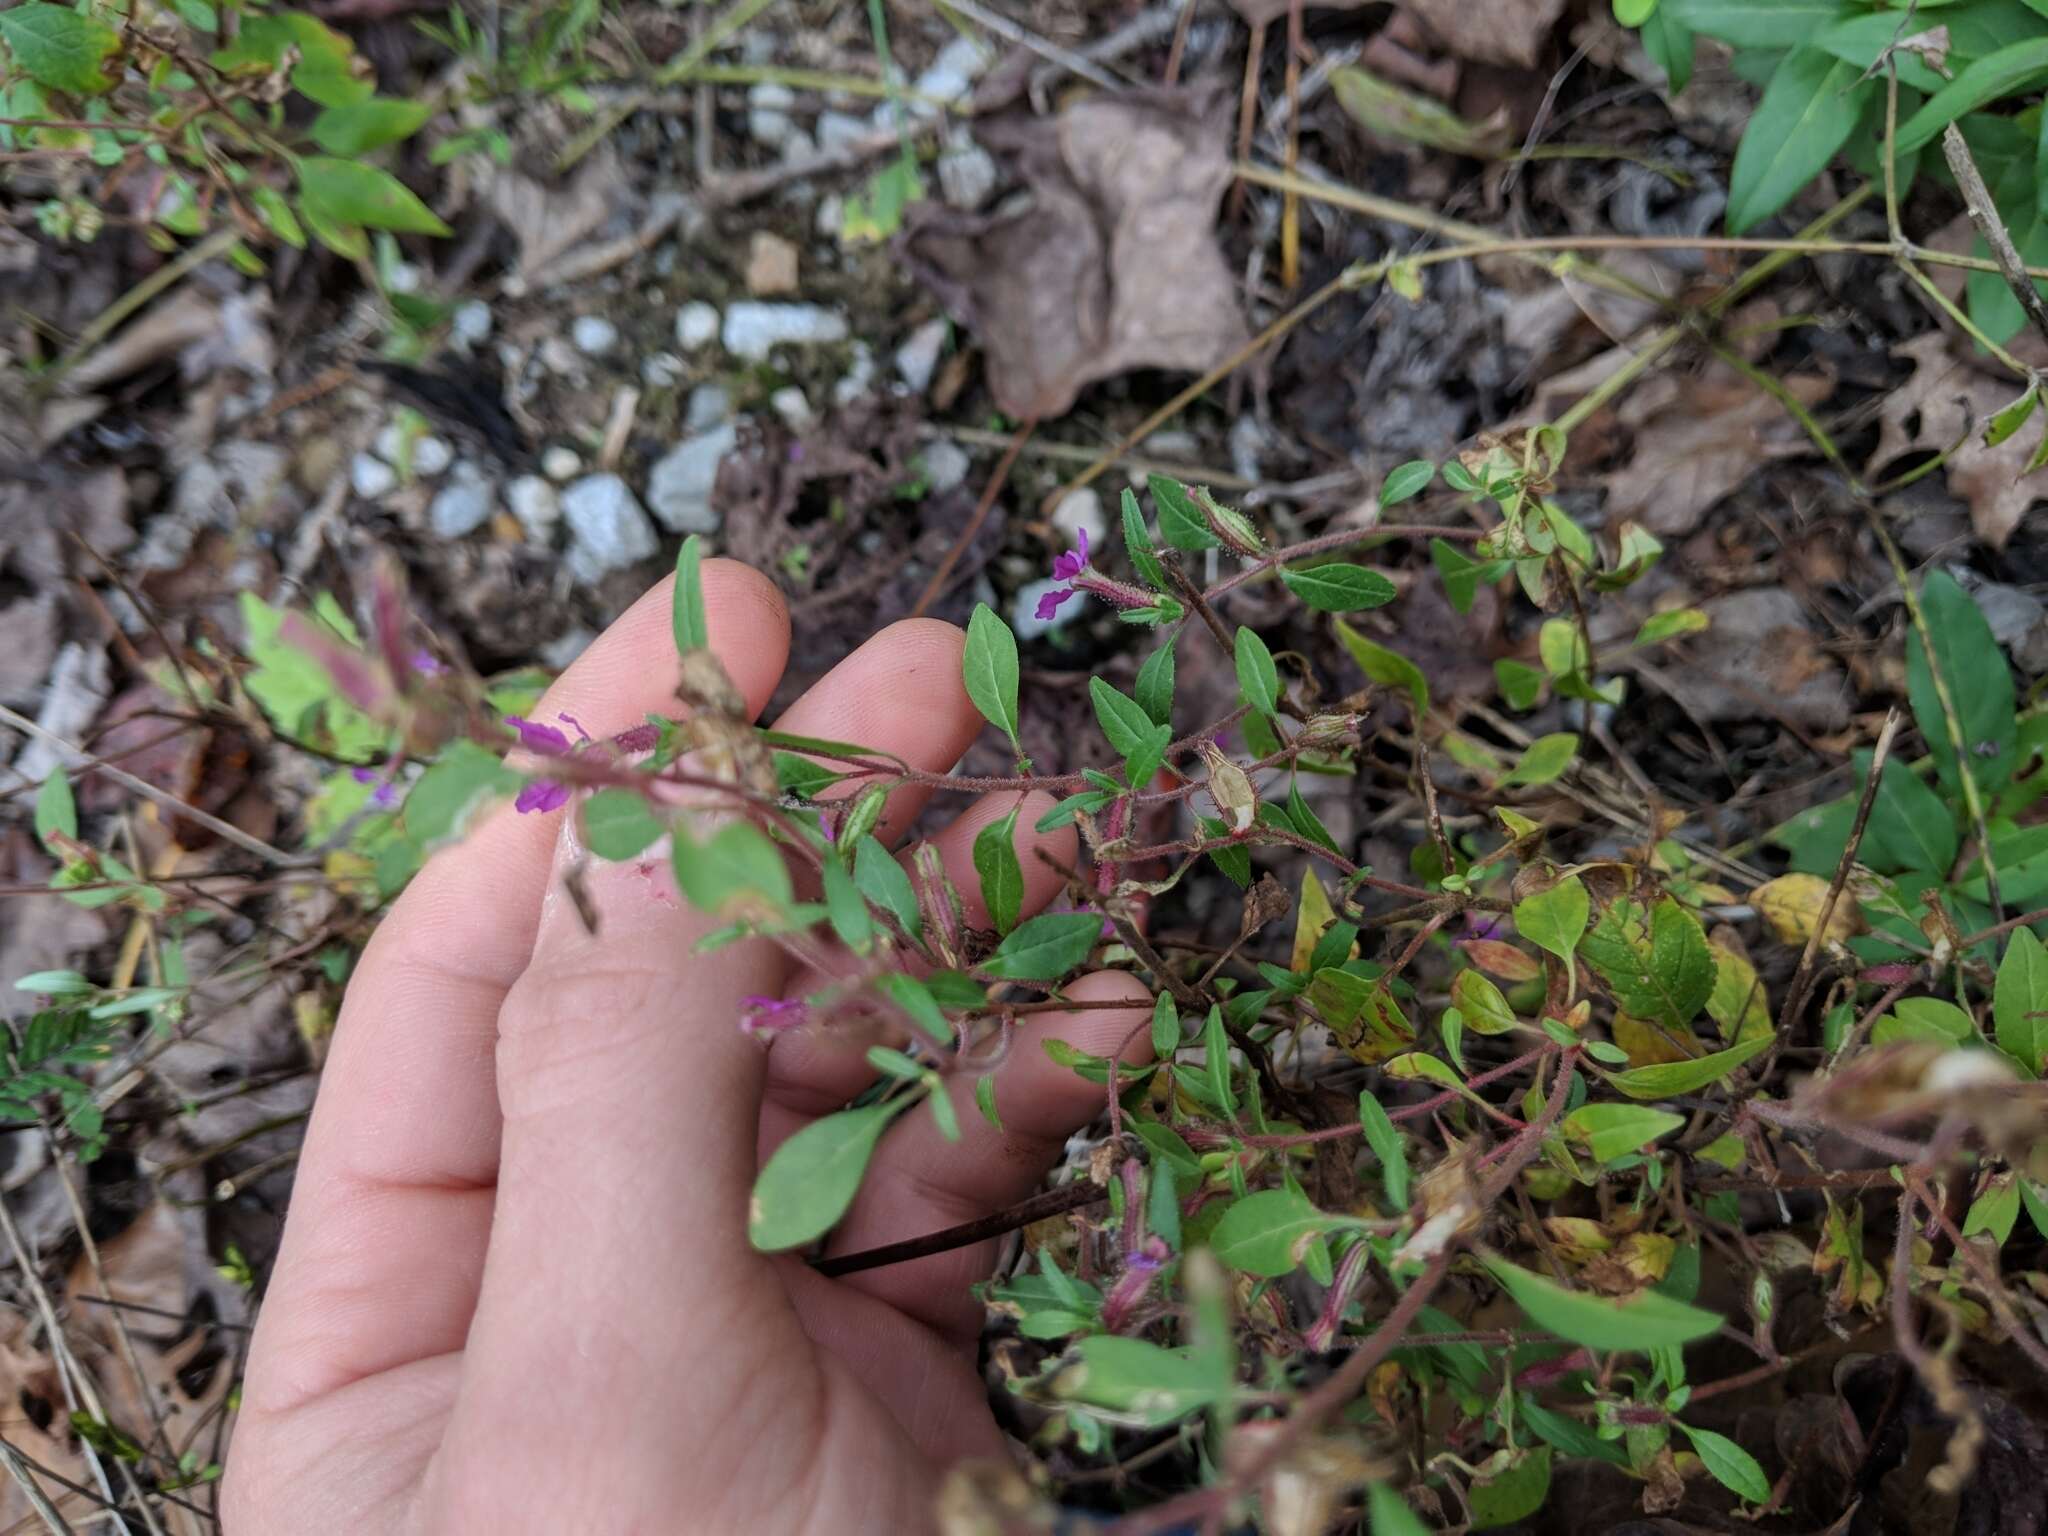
[812,1179,1105,1277]
[1940,123,2048,353]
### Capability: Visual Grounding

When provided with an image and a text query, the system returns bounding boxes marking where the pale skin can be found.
[226,562,1154,1534]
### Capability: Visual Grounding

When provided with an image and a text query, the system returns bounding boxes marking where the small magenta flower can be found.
[740,996,805,1035]
[350,766,399,809]
[515,779,571,815]
[410,649,449,677]
[1035,529,1091,621]
[505,716,571,755]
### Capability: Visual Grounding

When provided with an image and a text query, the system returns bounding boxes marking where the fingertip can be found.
[1047,970,1156,1066]
[698,558,792,692]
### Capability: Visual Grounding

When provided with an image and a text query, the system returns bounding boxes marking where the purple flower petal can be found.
[1051,529,1090,582]
[505,715,571,755]
[410,649,449,677]
[1035,585,1078,622]
[558,712,593,744]
[351,766,378,785]
[515,778,571,814]
[739,995,806,1034]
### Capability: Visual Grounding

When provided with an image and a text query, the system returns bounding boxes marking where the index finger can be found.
[245,562,791,1415]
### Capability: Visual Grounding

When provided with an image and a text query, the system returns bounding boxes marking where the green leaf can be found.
[1873,995,1975,1046]
[1034,789,1114,832]
[1482,1253,1722,1350]
[1578,896,1715,1033]
[1641,4,1694,90]
[404,738,521,846]
[1602,1031,1774,1099]
[1150,993,1180,1058]
[13,970,92,995]
[1469,1446,1552,1530]
[1909,570,2018,796]
[582,788,665,861]
[1514,875,1589,973]
[1494,658,1544,711]
[1209,1187,1332,1277]
[1234,627,1281,716]
[1199,815,1252,887]
[854,834,921,938]
[673,535,708,654]
[1202,1004,1237,1115]
[1335,620,1428,716]
[1501,732,1579,787]
[1124,721,1172,794]
[972,808,1024,934]
[1432,540,1507,614]
[672,822,793,917]
[748,1100,907,1250]
[1521,1395,1630,1465]
[1614,0,1656,22]
[247,184,306,249]
[34,770,76,850]
[1666,0,1852,50]
[1134,640,1176,726]
[297,157,450,236]
[1120,487,1171,591]
[776,753,846,799]
[1676,1423,1772,1504]
[1089,677,1154,758]
[1635,608,1710,647]
[1899,38,2048,153]
[821,857,874,952]
[1453,968,1519,1035]
[875,972,952,1044]
[309,98,432,154]
[1149,474,1218,551]
[963,603,1022,748]
[1726,49,1867,234]
[1285,779,1340,854]
[211,12,369,106]
[1368,1482,1431,1536]
[1862,755,1959,875]
[0,4,121,95]
[1279,563,1398,613]
[975,1072,1001,1129]
[1379,459,1436,505]
[1562,1103,1686,1164]
[1358,1091,1410,1210]
[983,911,1101,980]
[1057,1335,1226,1426]
[1994,926,2048,1075]
[1962,1171,2021,1245]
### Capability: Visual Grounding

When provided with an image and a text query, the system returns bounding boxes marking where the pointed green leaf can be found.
[1909,570,2017,796]
[1501,732,1579,788]
[1120,486,1171,590]
[1601,1031,1774,1099]
[1726,49,1866,234]
[1358,1091,1410,1210]
[1514,876,1589,972]
[1579,896,1714,1033]
[309,97,432,154]
[1562,1103,1685,1164]
[1209,1187,1332,1277]
[748,1101,907,1250]
[1280,563,1398,613]
[0,4,121,95]
[1089,677,1153,757]
[821,856,874,952]
[1379,460,1436,506]
[1898,38,2048,153]
[672,534,708,654]
[854,834,921,938]
[582,788,665,861]
[1675,1423,1771,1504]
[1335,620,1428,716]
[673,821,792,916]
[972,807,1024,934]
[1149,474,1218,551]
[1234,627,1280,716]
[1994,926,2048,1075]
[1134,640,1176,727]
[297,157,451,236]
[1482,1253,1722,1350]
[963,603,1022,747]
[983,911,1101,980]
[34,770,76,850]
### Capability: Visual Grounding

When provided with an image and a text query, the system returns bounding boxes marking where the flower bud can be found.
[1193,487,1266,558]
[1199,740,1258,833]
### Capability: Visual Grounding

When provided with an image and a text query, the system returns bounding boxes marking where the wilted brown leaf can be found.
[1400,0,1568,69]
[1231,0,1370,23]
[902,85,1250,422]
[1868,331,2047,550]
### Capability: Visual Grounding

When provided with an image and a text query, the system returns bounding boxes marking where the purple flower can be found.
[350,766,400,809]
[558,712,593,744]
[613,722,661,755]
[1035,585,1080,621]
[504,715,571,755]
[515,779,570,815]
[1463,910,1506,942]
[410,649,449,677]
[1052,528,1088,581]
[740,995,805,1035]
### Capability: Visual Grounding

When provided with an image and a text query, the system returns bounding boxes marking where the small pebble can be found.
[505,474,561,539]
[646,423,737,534]
[938,140,999,211]
[641,352,685,390]
[571,315,619,356]
[817,110,869,155]
[1051,487,1106,554]
[771,386,815,431]
[428,463,497,539]
[746,81,797,148]
[913,36,990,114]
[562,473,659,581]
[920,440,971,495]
[349,452,397,500]
[541,445,583,482]
[411,435,454,478]
[894,319,948,394]
[746,232,800,297]
[539,335,582,375]
[815,194,845,239]
[685,383,733,433]
[833,342,876,407]
[452,301,493,345]
[722,302,849,362]
[675,301,721,351]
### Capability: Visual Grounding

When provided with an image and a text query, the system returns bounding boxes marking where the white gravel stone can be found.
[675,301,721,351]
[428,463,497,539]
[913,36,990,114]
[411,435,454,477]
[937,140,999,210]
[832,341,876,406]
[451,301,493,344]
[563,474,658,580]
[539,335,581,375]
[721,302,848,361]
[685,383,733,433]
[747,81,798,148]
[920,440,971,495]
[815,194,845,238]
[645,423,737,534]
[817,110,868,155]
[571,315,619,356]
[641,351,685,389]
[1051,487,1106,554]
[771,386,815,431]
[894,319,948,393]
[350,452,397,500]
[505,474,560,539]
[541,445,583,482]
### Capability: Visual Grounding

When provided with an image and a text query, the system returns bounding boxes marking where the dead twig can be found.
[1940,123,2048,353]
[1781,708,1900,1031]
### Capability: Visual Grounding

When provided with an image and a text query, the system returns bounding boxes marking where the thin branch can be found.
[1781,708,1900,1031]
[1940,123,2048,352]
[812,1179,1105,1277]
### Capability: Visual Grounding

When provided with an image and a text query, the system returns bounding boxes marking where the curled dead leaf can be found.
[1753,873,1863,946]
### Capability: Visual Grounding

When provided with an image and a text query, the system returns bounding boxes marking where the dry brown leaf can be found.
[1604,360,1833,537]
[902,85,1250,422]
[1401,0,1568,69]
[1868,330,2047,550]
[486,148,624,292]
[1230,0,1372,23]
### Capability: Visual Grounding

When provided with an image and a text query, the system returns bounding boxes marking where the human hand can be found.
[225,562,1153,1534]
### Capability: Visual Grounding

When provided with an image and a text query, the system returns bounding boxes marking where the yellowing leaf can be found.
[1753,872,1861,946]
[1611,1013,1702,1067]
[1292,870,1339,972]
[1705,939,1773,1043]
